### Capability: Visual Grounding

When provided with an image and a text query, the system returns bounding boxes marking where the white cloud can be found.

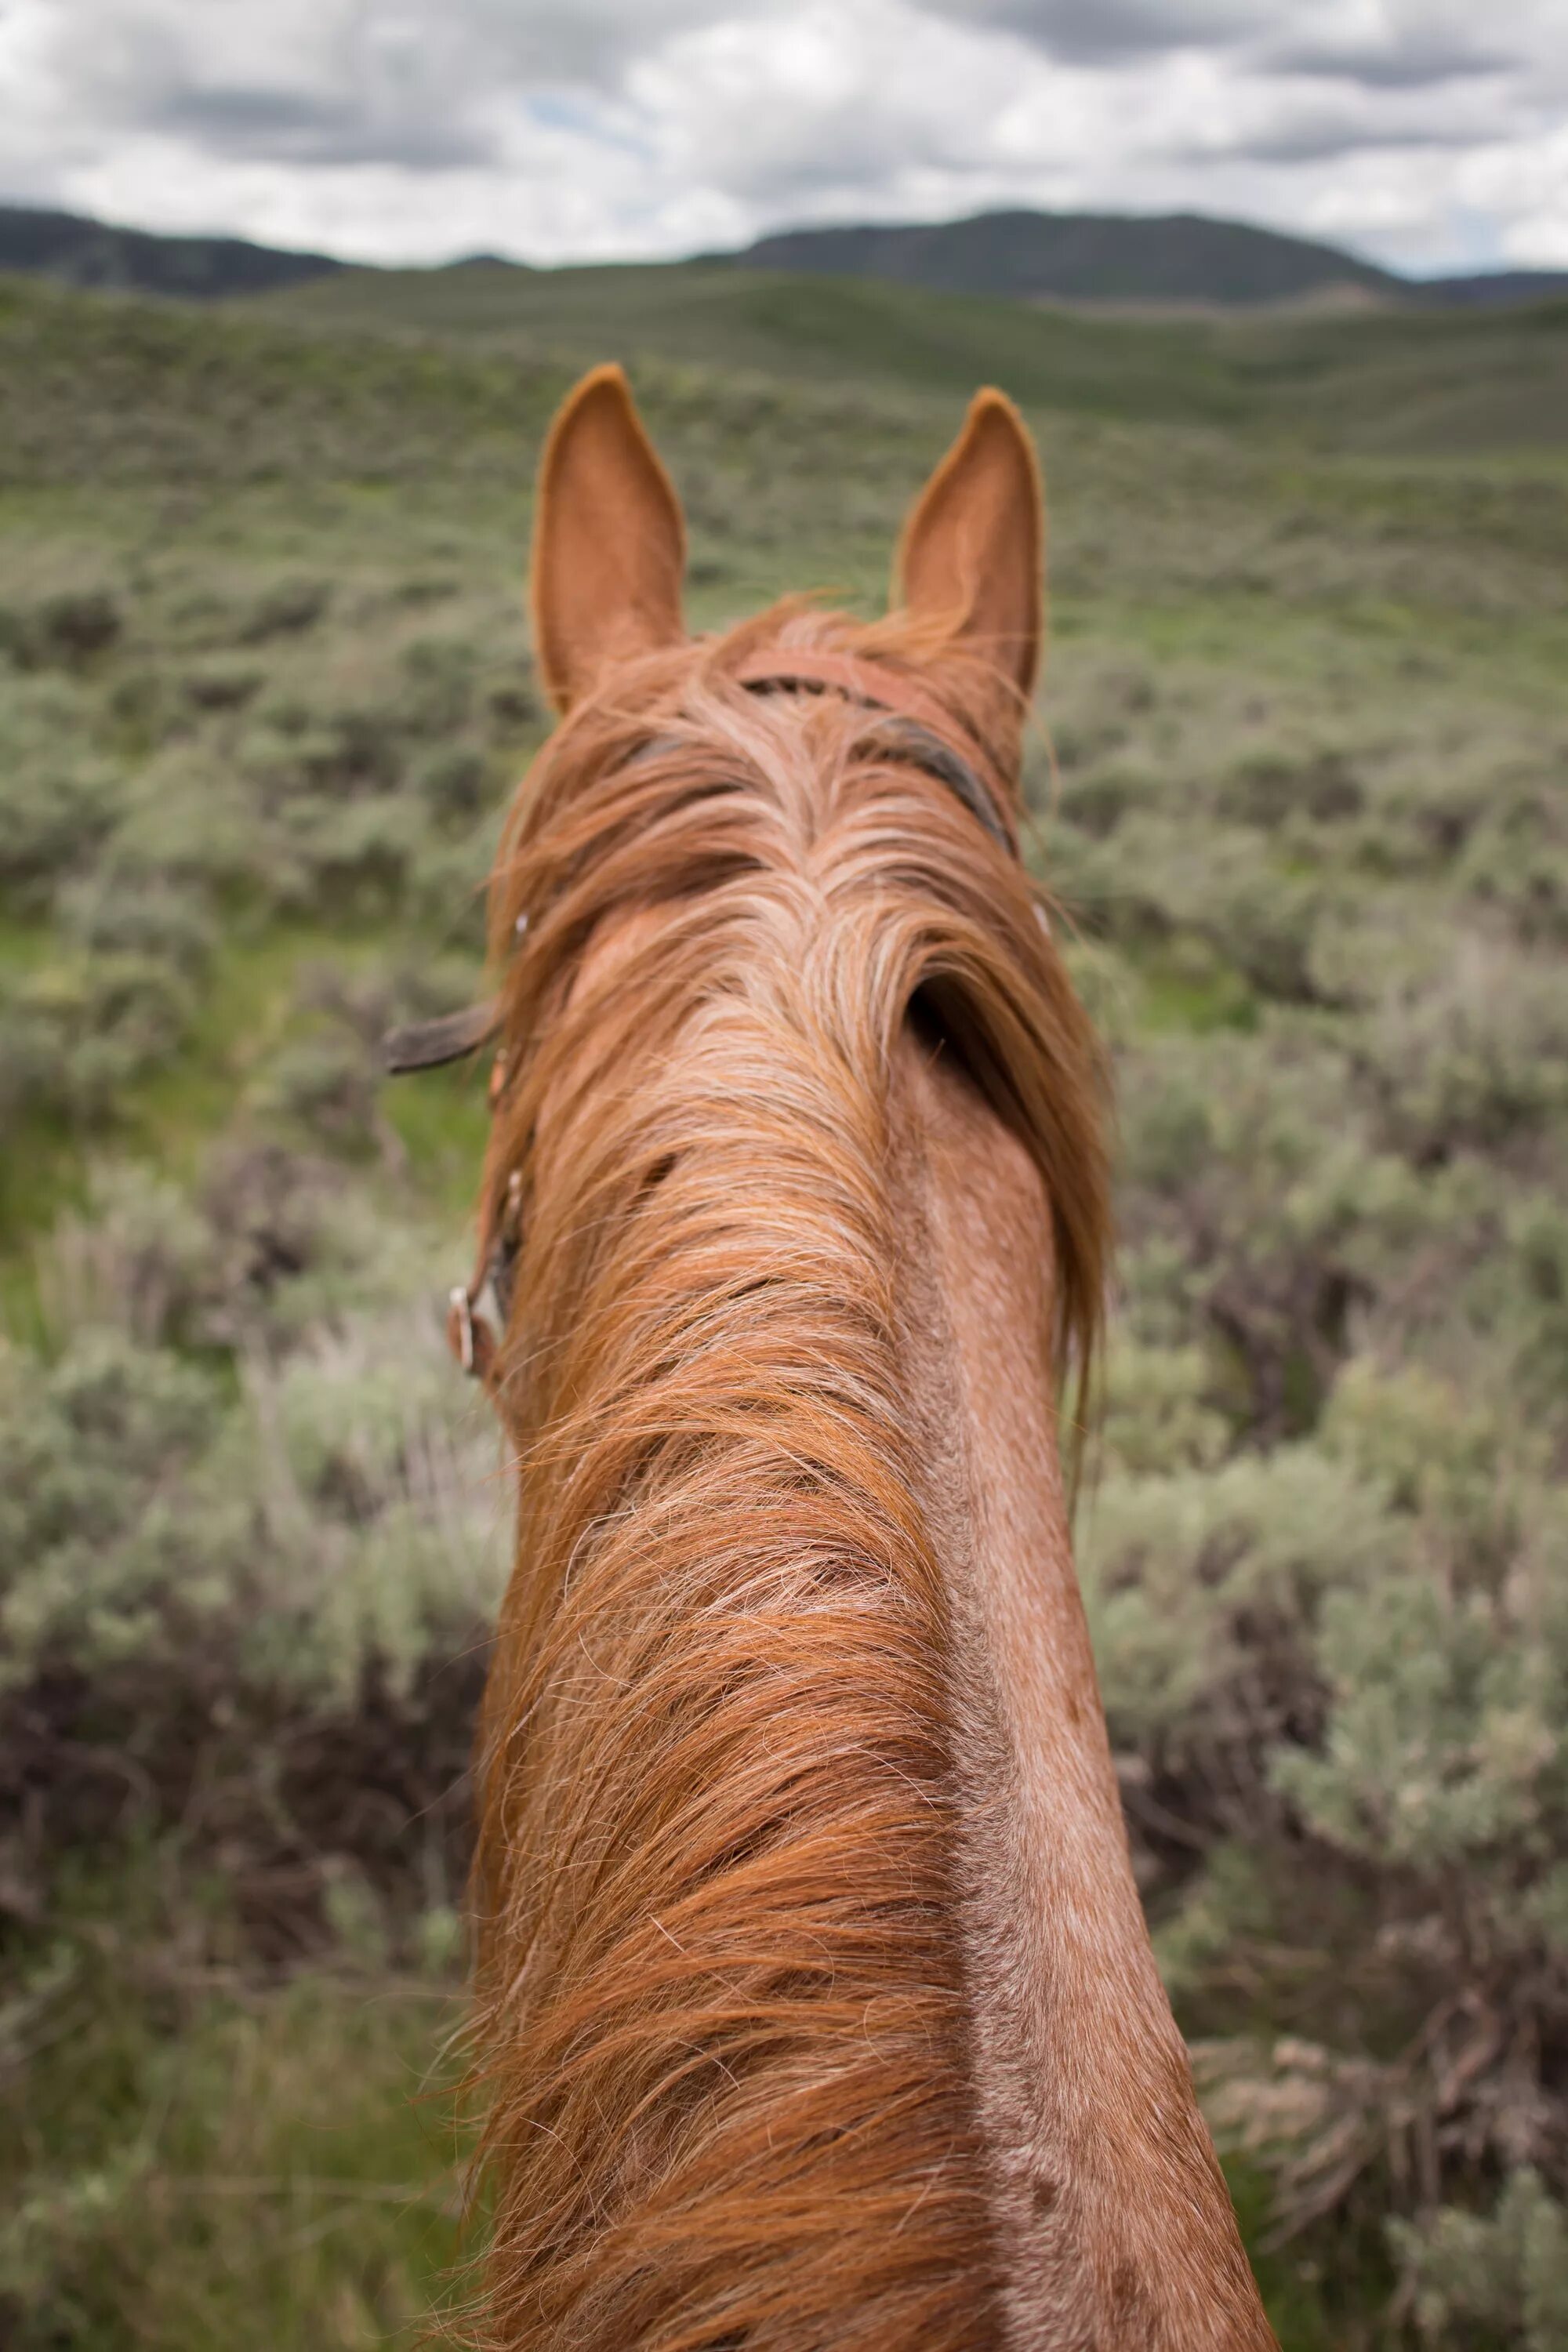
[0,0,1563,274]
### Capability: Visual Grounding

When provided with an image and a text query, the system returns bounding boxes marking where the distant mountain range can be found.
[734,214,1568,311]
[0,205,344,299]
[734,209,1398,307]
[2,199,1564,313]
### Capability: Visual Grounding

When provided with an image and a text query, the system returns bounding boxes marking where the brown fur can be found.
[468,606,1100,2343]
[894,387,1045,726]
[892,1037,1274,2347]
[529,364,687,713]
[461,380,1273,2349]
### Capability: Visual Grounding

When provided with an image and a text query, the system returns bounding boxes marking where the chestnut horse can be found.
[445,368,1276,2349]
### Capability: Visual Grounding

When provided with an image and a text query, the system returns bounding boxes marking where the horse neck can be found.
[891,1022,1275,2350]
[472,667,1273,2345]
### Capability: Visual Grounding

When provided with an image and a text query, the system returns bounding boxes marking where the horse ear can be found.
[893,387,1044,724]
[530,365,686,713]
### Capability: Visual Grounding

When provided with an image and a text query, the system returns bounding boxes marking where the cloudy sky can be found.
[2,0,1565,277]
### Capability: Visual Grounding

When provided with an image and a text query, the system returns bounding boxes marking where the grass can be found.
[3,260,1566,2347]
[2,1891,473,2351]
[256,259,1568,452]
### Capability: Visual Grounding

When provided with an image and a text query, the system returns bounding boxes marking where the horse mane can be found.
[466,601,1111,2349]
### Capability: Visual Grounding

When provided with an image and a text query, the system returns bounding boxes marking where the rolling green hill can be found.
[255,256,1568,455]
[258,257,1254,422]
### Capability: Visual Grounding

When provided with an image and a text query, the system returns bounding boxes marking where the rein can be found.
[384,654,1024,1385]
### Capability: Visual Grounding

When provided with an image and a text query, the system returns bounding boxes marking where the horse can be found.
[421,365,1276,2349]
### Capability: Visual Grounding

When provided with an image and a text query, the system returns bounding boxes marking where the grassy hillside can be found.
[258,256,1260,419]
[256,257,1568,454]
[2,268,1567,2349]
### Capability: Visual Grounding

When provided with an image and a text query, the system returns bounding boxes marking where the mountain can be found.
[730,209,1401,307]
[0,204,343,299]
[729,212,1568,313]
[1420,270,1568,310]
[4,198,1566,317]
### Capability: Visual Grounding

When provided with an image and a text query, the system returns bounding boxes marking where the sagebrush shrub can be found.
[3,267,1566,2343]
[0,674,122,906]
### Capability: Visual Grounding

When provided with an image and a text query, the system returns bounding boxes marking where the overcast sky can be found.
[2,1,1564,276]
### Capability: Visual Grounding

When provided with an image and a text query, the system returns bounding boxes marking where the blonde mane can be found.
[463,597,1110,2348]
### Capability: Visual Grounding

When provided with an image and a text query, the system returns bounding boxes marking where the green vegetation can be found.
[2,263,1565,2347]
[260,256,1568,452]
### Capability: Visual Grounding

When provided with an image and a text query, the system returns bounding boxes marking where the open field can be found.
[259,256,1568,452]
[2,264,1567,2348]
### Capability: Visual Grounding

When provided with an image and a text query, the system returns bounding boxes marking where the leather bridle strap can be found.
[731,648,1019,858]
[383,996,501,1075]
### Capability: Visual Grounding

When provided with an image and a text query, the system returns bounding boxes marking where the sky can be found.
[1,0,1565,278]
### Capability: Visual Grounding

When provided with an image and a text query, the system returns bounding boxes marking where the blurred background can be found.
[2,5,1566,2347]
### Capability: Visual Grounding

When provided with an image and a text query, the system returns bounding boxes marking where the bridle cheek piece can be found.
[385,656,1030,1386]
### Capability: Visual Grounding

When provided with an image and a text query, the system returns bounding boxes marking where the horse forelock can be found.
[486,601,1108,1392]
[465,601,1110,2350]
